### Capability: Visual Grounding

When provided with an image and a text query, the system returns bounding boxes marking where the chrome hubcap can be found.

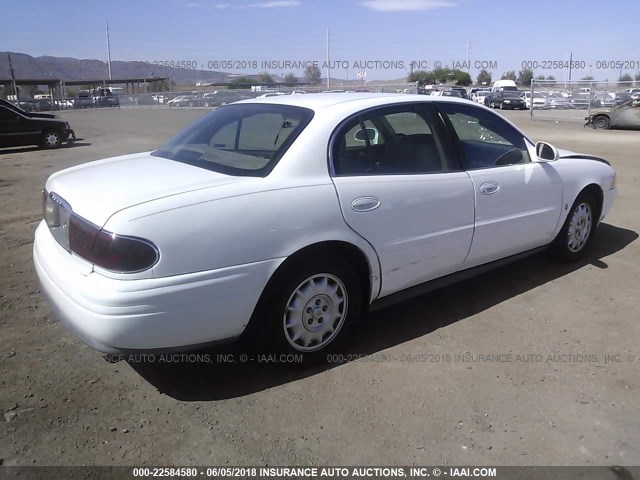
[567,202,592,252]
[283,273,347,352]
[45,133,59,146]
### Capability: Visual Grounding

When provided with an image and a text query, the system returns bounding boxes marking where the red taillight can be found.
[68,215,158,273]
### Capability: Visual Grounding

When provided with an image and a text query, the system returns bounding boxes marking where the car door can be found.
[437,102,563,268]
[330,103,475,298]
[0,107,30,147]
[611,100,640,129]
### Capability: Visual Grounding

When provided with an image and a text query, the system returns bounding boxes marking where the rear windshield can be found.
[152,103,314,177]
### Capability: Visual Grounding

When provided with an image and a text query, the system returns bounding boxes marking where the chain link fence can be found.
[115,83,419,109]
[2,83,420,111]
[529,80,640,122]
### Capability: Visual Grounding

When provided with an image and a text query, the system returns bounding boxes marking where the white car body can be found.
[166,95,194,106]
[475,92,491,104]
[522,92,549,109]
[34,93,618,354]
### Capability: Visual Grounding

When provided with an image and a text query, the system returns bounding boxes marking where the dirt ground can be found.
[0,106,638,467]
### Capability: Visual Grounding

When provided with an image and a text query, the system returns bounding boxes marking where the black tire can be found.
[41,129,62,149]
[250,255,363,364]
[551,191,599,261]
[593,115,611,130]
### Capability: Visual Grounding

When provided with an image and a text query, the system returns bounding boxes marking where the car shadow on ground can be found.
[128,223,637,401]
[0,141,91,155]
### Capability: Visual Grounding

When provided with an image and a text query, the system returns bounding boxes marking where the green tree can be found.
[432,67,454,83]
[501,70,516,81]
[635,72,640,83]
[453,70,472,86]
[546,75,555,80]
[476,69,492,85]
[536,75,546,80]
[517,68,534,86]
[304,65,322,84]
[257,71,273,83]
[408,70,436,85]
[619,73,633,82]
[283,73,298,85]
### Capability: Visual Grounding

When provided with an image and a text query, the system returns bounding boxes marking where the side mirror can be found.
[535,141,559,162]
[354,127,378,144]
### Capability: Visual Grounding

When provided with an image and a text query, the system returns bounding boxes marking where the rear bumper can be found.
[33,221,282,353]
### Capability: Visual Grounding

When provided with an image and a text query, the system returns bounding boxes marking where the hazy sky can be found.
[2,0,639,81]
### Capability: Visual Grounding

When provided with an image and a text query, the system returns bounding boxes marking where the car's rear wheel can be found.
[258,256,363,364]
[551,191,598,261]
[593,115,611,130]
[41,130,61,149]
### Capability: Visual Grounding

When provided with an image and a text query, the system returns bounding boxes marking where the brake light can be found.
[68,214,159,273]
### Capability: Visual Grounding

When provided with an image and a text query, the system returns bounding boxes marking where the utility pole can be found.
[106,21,113,80]
[567,51,573,86]
[7,53,18,102]
[466,40,470,73]
[326,29,330,90]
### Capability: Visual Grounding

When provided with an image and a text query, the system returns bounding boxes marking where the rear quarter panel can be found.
[102,179,382,301]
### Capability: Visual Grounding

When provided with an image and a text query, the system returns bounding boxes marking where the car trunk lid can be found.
[45,151,244,227]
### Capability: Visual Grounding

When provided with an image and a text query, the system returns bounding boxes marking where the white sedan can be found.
[522,91,549,110]
[34,94,617,361]
[475,91,491,105]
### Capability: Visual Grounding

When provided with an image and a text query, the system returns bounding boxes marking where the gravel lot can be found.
[0,106,638,467]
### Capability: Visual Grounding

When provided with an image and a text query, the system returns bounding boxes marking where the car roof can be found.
[234,92,472,112]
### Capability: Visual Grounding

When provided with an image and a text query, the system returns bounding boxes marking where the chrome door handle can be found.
[479,182,500,195]
[351,196,381,212]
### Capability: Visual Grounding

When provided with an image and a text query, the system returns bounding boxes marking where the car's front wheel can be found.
[593,115,611,130]
[259,256,363,363]
[551,191,598,261]
[41,130,61,148]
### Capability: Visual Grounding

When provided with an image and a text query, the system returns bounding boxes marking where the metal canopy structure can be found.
[0,77,170,100]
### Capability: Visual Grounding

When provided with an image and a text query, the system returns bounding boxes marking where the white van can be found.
[491,79,518,92]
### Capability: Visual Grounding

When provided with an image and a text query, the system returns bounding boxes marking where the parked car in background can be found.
[92,87,120,107]
[74,91,95,109]
[602,92,632,108]
[54,99,74,109]
[167,95,195,107]
[547,93,570,109]
[468,88,488,99]
[204,91,246,107]
[34,93,616,361]
[432,89,462,98]
[586,98,640,130]
[487,90,526,109]
[474,91,491,105]
[521,92,548,110]
[0,98,75,148]
[450,87,468,99]
[567,93,601,109]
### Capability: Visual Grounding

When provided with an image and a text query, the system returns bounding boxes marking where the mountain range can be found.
[0,52,236,85]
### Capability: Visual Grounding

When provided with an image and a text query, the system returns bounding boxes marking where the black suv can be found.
[0,99,75,149]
